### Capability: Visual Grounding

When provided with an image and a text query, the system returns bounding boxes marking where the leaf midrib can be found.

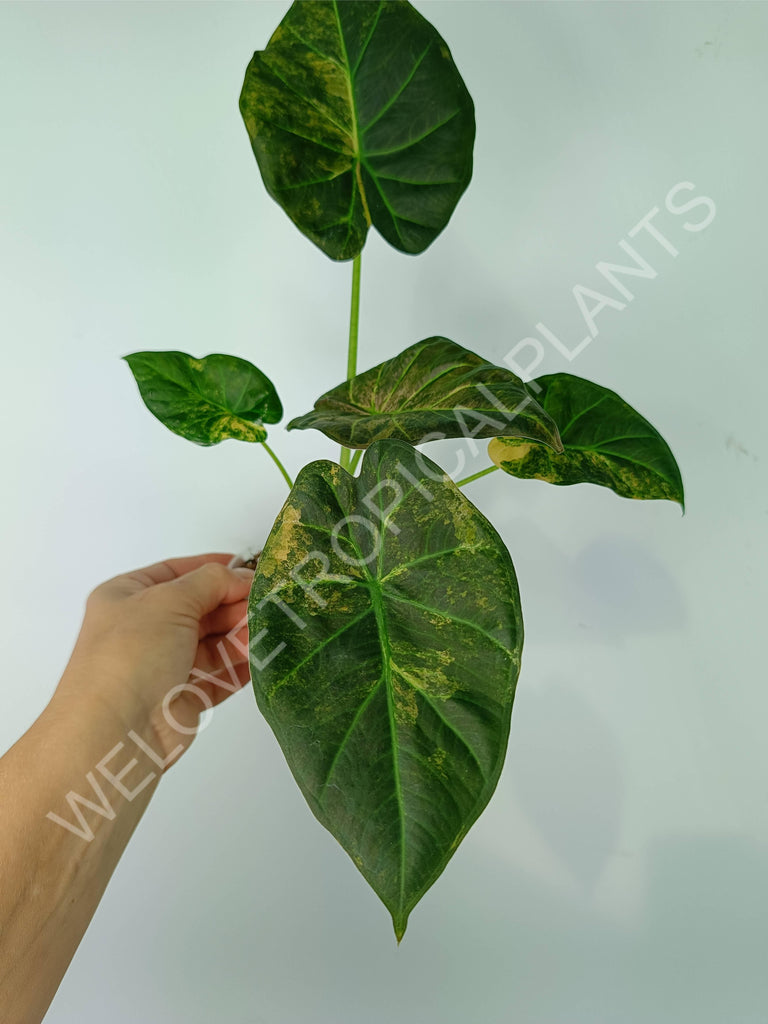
[331,0,371,229]
[368,579,407,917]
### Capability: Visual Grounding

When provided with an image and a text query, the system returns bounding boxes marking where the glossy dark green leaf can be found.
[287,337,563,452]
[124,351,282,446]
[488,373,684,506]
[248,439,521,939]
[239,0,475,260]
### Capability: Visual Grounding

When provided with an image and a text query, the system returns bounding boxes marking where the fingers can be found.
[165,562,254,618]
[195,661,251,710]
[213,661,251,705]
[93,553,239,600]
[130,553,237,587]
[195,624,250,678]
[199,599,249,639]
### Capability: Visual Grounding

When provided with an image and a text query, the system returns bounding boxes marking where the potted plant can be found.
[125,0,682,941]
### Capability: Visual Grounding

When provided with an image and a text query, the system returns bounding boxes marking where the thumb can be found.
[165,562,255,618]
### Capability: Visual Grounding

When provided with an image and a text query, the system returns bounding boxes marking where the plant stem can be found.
[340,253,362,470]
[346,252,362,381]
[347,448,363,474]
[455,464,499,488]
[261,440,293,490]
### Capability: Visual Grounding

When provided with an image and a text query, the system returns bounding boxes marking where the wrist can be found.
[49,666,159,764]
[54,640,159,731]
[51,664,200,776]
[43,681,165,811]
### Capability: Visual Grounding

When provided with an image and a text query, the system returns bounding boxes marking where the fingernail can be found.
[233,567,255,580]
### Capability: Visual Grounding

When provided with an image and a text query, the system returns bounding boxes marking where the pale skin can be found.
[0,553,255,1024]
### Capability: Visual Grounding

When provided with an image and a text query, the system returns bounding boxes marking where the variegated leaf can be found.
[248,439,521,939]
[239,0,475,260]
[287,337,563,451]
[124,351,282,446]
[489,373,684,506]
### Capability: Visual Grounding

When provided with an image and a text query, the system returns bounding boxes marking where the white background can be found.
[1,2,767,1021]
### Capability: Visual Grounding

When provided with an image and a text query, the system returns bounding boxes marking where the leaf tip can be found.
[393,914,408,945]
[669,477,685,514]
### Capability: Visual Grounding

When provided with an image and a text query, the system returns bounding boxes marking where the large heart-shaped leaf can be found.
[248,439,521,939]
[488,373,684,506]
[124,351,282,445]
[239,0,475,260]
[287,337,563,451]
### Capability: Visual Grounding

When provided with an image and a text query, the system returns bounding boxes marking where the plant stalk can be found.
[347,448,363,474]
[455,464,499,488]
[261,440,294,490]
[340,253,362,470]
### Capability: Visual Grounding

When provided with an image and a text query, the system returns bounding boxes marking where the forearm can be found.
[0,679,163,1023]
[0,555,252,1021]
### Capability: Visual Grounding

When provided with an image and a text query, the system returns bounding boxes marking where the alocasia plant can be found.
[125,0,683,941]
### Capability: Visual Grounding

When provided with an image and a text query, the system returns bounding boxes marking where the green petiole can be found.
[261,440,293,490]
[339,253,362,471]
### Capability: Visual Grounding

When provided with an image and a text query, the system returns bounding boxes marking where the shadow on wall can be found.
[510,680,624,890]
[483,508,688,649]
[425,830,768,1024]
[572,534,687,639]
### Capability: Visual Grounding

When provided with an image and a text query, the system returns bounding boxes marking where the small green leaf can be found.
[239,0,475,260]
[124,351,282,446]
[488,373,684,506]
[287,337,562,451]
[248,439,521,939]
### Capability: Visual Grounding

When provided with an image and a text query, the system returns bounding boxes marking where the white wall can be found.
[1,2,766,1021]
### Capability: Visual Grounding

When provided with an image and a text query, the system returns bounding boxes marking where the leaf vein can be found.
[364,108,461,157]
[265,606,373,699]
[360,40,433,134]
[385,592,512,655]
[351,1,385,75]
[320,674,383,797]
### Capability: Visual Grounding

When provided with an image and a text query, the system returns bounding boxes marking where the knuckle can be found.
[86,581,110,606]
[199,561,231,584]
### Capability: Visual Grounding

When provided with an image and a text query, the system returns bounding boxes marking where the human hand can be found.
[54,553,255,767]
[0,553,255,1019]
